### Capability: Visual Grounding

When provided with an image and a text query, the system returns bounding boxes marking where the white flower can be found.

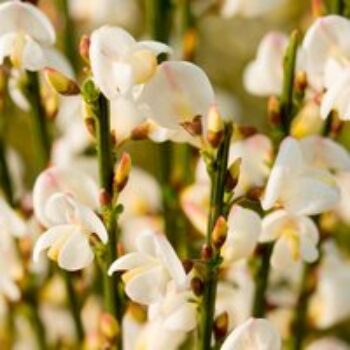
[220,318,281,350]
[138,61,216,133]
[261,137,340,216]
[89,25,171,99]
[220,0,285,18]
[108,231,187,305]
[221,206,262,263]
[303,15,350,92]
[309,241,350,329]
[0,1,55,71]
[33,193,107,271]
[0,197,26,238]
[260,210,319,270]
[243,32,288,96]
[148,282,197,332]
[33,166,99,227]
[334,172,350,224]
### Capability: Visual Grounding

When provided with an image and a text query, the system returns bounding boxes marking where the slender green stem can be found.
[0,138,14,206]
[280,31,299,134]
[62,271,84,342]
[328,0,344,14]
[199,124,233,350]
[25,71,51,171]
[252,243,273,317]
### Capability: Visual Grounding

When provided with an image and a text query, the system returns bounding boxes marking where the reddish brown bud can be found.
[207,105,224,148]
[181,115,203,136]
[226,158,241,191]
[211,216,228,250]
[131,122,151,140]
[191,277,204,296]
[100,313,119,341]
[238,125,257,138]
[267,95,281,127]
[84,117,96,137]
[44,68,80,96]
[182,259,194,274]
[295,71,308,94]
[80,35,91,63]
[213,312,229,341]
[201,244,213,261]
[114,152,132,193]
[99,189,111,206]
[246,186,264,201]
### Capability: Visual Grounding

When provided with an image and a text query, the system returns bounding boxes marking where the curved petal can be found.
[108,253,152,275]
[58,229,94,271]
[260,210,289,243]
[221,318,281,350]
[138,61,215,129]
[0,2,55,44]
[134,40,172,56]
[163,302,197,332]
[155,234,187,288]
[0,277,20,301]
[33,224,73,263]
[270,236,296,270]
[21,36,46,71]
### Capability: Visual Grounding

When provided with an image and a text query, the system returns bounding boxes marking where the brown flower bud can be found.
[213,312,229,341]
[182,259,194,274]
[181,115,203,136]
[226,158,241,191]
[131,121,151,140]
[246,186,264,201]
[237,125,257,138]
[294,71,308,94]
[80,35,91,64]
[85,117,96,137]
[114,152,132,193]
[191,277,204,296]
[207,105,224,148]
[100,313,120,341]
[201,244,213,261]
[267,95,281,127]
[99,189,111,206]
[44,68,80,96]
[211,216,228,250]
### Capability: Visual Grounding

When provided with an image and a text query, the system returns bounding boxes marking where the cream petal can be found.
[136,231,158,256]
[108,253,152,275]
[0,1,55,44]
[58,229,94,271]
[270,236,296,270]
[223,206,261,262]
[221,318,281,350]
[44,192,75,226]
[138,61,215,130]
[260,210,289,243]
[0,198,26,237]
[0,277,20,301]
[0,32,15,65]
[135,40,172,56]
[125,265,168,304]
[33,224,73,263]
[155,234,187,287]
[163,302,197,332]
[21,36,46,71]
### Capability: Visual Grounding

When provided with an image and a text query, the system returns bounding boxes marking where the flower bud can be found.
[211,216,228,250]
[191,277,204,296]
[237,125,257,138]
[181,115,203,136]
[312,0,325,17]
[294,71,307,94]
[207,105,224,148]
[44,68,80,96]
[85,117,96,137]
[226,158,241,191]
[201,244,213,261]
[114,152,132,193]
[99,189,111,206]
[131,121,151,140]
[83,331,103,350]
[80,35,91,64]
[246,186,264,201]
[213,312,229,341]
[183,28,197,61]
[267,96,281,127]
[99,313,120,341]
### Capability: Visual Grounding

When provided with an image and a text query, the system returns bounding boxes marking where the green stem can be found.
[200,124,233,350]
[0,138,14,206]
[328,0,344,14]
[252,243,273,317]
[26,71,51,171]
[280,30,299,134]
[62,271,84,342]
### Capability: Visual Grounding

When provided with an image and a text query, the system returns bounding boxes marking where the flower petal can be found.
[108,252,152,275]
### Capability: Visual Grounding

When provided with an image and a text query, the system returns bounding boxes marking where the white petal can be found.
[58,229,94,271]
[223,206,261,262]
[0,2,55,44]
[136,231,157,256]
[155,234,187,287]
[221,318,281,350]
[138,61,215,129]
[21,36,46,71]
[270,236,296,270]
[135,40,172,56]
[0,277,20,301]
[260,210,289,243]
[0,32,15,65]
[108,253,152,275]
[163,302,197,332]
[33,224,73,263]
[125,265,168,304]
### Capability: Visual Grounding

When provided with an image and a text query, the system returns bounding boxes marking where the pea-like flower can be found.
[108,231,187,305]
[33,193,107,271]
[260,210,319,270]
[0,1,55,71]
[220,318,281,350]
[89,26,171,99]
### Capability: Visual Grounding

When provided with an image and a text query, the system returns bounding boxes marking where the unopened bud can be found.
[201,244,213,261]
[44,68,80,96]
[207,105,224,148]
[237,125,257,138]
[183,28,197,61]
[213,312,229,341]
[246,186,264,201]
[295,71,307,94]
[191,277,204,296]
[100,313,120,341]
[114,152,132,193]
[99,189,111,206]
[80,35,90,63]
[211,216,228,250]
[182,259,194,274]
[226,158,241,191]
[267,96,281,127]
[312,0,325,17]
[84,331,103,350]
[181,115,203,136]
[131,121,151,140]
[85,117,96,137]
